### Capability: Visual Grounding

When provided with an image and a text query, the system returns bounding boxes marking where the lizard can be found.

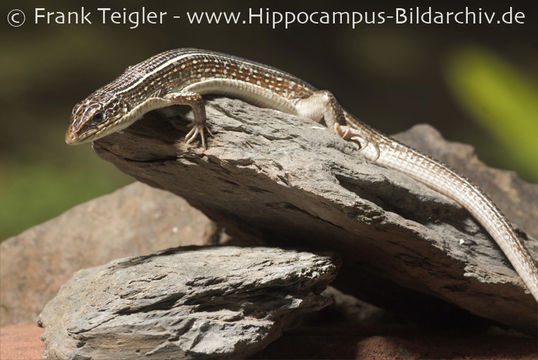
[65,48,538,301]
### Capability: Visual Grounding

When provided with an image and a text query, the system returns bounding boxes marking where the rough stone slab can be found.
[0,182,221,326]
[92,97,537,333]
[37,247,338,360]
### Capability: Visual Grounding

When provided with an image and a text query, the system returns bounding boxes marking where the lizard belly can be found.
[183,79,298,115]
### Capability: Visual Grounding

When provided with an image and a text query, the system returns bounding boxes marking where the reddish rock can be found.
[254,288,537,359]
[252,319,538,359]
[0,182,221,326]
[0,324,43,360]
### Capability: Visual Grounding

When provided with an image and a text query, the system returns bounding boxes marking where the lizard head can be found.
[65,90,127,145]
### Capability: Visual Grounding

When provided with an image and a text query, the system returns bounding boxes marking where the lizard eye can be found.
[92,112,103,123]
[79,111,105,133]
[87,111,105,127]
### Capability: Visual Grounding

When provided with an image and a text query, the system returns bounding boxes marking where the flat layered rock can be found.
[92,97,537,333]
[38,246,338,360]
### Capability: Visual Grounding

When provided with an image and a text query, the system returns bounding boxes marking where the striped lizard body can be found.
[66,48,538,301]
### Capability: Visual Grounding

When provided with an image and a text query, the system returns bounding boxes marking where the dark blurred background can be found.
[1,0,536,240]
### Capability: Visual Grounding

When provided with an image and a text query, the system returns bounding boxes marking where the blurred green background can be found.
[1,0,536,240]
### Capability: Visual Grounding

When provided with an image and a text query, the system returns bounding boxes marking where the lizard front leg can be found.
[164,91,212,148]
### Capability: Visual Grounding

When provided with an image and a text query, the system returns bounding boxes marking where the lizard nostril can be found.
[65,131,77,145]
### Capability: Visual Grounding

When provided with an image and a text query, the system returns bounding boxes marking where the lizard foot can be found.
[185,123,213,149]
[334,124,380,161]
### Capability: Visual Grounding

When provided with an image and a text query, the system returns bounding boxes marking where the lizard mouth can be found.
[65,127,93,145]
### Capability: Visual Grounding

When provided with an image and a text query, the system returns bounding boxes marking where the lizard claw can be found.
[335,124,364,149]
[334,123,380,160]
[185,123,213,149]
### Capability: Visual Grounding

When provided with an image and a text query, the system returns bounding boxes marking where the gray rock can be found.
[92,97,537,333]
[0,182,221,326]
[38,246,338,360]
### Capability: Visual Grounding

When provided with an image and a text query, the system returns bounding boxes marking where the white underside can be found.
[183,79,298,114]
